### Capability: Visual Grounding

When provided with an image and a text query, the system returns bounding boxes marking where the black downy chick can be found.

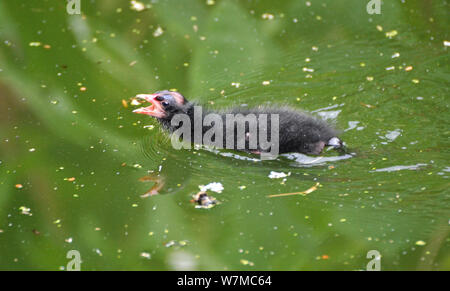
[133,90,344,155]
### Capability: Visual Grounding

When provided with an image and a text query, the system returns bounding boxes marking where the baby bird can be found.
[133,90,344,156]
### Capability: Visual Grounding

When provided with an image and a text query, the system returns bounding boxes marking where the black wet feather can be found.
[148,92,343,155]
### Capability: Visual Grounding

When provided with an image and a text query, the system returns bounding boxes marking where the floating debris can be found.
[261,13,274,20]
[165,240,189,248]
[405,66,413,72]
[15,184,23,189]
[206,0,215,5]
[262,80,271,86]
[391,52,400,58]
[199,182,223,193]
[130,1,145,12]
[360,102,375,109]
[444,40,450,47]
[140,252,151,259]
[268,171,290,179]
[231,82,241,88]
[121,99,128,108]
[153,26,164,37]
[19,206,32,216]
[240,259,254,266]
[139,174,166,197]
[385,30,398,38]
[29,42,41,47]
[415,240,426,246]
[191,191,218,209]
[267,182,320,198]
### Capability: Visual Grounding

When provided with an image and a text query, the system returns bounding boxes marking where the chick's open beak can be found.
[132,94,166,118]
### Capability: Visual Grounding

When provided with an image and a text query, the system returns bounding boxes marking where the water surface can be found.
[0,0,448,270]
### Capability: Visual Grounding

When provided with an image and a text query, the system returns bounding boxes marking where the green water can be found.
[0,0,448,270]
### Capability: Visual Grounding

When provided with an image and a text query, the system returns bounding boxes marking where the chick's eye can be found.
[162,101,169,107]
